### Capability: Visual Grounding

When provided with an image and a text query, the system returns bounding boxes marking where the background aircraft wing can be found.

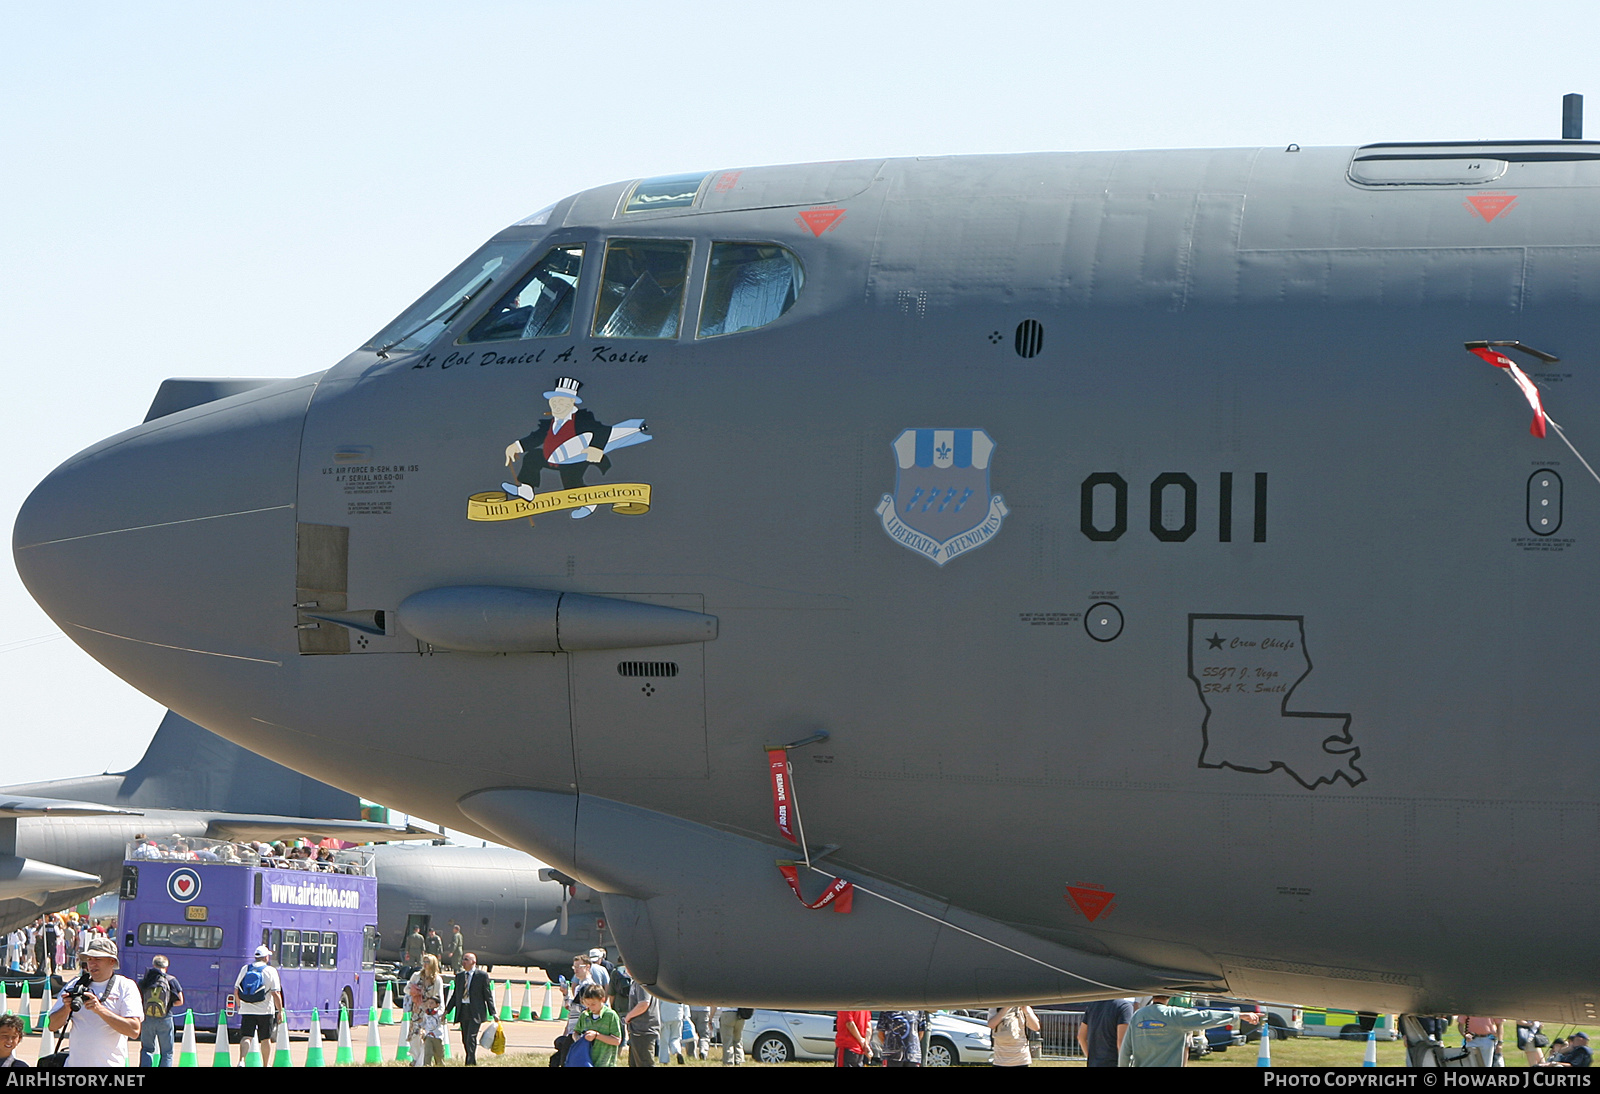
[0,856,102,906]
[203,814,433,842]
[0,794,139,818]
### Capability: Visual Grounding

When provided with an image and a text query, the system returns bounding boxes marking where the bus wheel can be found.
[329,987,355,1036]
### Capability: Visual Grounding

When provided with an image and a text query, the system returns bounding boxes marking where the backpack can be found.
[993,1007,1027,1045]
[238,962,268,1004]
[607,964,632,1004]
[881,1013,916,1058]
[563,1034,593,1067]
[142,974,172,1019]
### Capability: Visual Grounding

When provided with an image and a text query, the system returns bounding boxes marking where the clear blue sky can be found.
[4,0,1597,783]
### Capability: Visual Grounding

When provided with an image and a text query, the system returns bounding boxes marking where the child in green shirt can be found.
[574,984,623,1067]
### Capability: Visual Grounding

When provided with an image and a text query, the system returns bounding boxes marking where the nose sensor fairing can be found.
[13,378,315,707]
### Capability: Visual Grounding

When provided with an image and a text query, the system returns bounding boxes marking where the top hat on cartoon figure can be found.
[544,377,583,405]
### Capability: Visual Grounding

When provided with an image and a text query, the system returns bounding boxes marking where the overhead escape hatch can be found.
[1349,141,1600,187]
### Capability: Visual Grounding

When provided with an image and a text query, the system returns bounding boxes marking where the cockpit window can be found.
[516,202,556,227]
[592,239,691,339]
[697,243,804,338]
[362,240,529,355]
[621,173,708,214]
[462,245,584,343]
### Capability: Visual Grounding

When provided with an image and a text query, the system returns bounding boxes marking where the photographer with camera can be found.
[46,937,142,1067]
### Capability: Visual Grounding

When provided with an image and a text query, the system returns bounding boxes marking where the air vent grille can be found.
[617,661,679,678]
[1014,319,1044,358]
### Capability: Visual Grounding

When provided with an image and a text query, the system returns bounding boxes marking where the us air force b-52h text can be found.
[16,129,1600,1020]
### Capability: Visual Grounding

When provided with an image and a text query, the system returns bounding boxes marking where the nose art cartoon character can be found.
[501,376,650,518]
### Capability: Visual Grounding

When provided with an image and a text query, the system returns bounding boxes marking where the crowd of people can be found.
[1410,1015,1592,1068]
[5,913,112,979]
[534,950,932,1068]
[399,921,467,977]
[5,886,1589,1069]
[544,949,757,1068]
[1078,999,1594,1069]
[4,930,1593,1069]
[129,834,368,874]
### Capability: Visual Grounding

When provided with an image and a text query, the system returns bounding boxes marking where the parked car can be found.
[741,1009,993,1065]
[1201,1018,1248,1054]
[1299,1007,1398,1041]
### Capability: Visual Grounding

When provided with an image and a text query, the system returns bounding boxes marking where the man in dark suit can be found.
[445,952,496,1066]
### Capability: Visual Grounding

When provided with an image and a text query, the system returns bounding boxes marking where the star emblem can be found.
[1206,632,1225,650]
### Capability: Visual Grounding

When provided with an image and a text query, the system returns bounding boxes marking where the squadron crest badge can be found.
[876,429,1008,566]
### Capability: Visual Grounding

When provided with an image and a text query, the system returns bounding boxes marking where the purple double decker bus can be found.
[117,837,377,1035]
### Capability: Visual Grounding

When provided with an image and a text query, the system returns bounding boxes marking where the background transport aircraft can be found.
[0,713,601,968]
[18,135,1600,1017]
[0,710,413,929]
[370,843,603,971]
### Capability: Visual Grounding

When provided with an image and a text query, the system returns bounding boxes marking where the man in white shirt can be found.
[233,945,284,1065]
[46,937,142,1067]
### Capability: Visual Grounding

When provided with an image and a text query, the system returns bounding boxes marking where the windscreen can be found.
[363,239,532,354]
[463,245,584,343]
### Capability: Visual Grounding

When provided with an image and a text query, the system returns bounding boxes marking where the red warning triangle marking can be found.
[1466,194,1517,222]
[798,207,845,236]
[1065,885,1115,922]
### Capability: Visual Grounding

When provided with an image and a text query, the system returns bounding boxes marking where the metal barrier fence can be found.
[1036,1010,1085,1059]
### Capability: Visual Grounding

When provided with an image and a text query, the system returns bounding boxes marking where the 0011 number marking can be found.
[1080,472,1267,543]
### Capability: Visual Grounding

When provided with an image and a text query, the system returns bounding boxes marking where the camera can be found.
[63,971,93,1013]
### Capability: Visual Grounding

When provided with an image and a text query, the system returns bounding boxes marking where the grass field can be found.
[367,1023,1594,1067]
[364,1039,1396,1067]
[1194,1027,1584,1068]
[1193,1033,1405,1068]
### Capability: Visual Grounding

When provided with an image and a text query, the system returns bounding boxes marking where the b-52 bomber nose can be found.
[12,377,314,714]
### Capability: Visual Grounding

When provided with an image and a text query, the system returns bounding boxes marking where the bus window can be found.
[302,933,319,969]
[593,239,691,339]
[282,929,300,968]
[137,923,223,949]
[322,932,338,970]
[268,929,282,962]
[254,874,263,905]
[361,926,378,971]
[119,866,138,900]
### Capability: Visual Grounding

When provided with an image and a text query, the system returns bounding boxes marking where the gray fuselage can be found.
[16,143,1600,1016]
